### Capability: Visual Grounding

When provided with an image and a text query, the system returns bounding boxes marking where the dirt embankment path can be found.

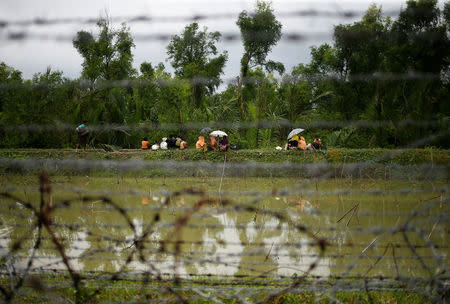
[0,148,449,165]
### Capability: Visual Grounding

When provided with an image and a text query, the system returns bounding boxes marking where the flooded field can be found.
[0,173,448,281]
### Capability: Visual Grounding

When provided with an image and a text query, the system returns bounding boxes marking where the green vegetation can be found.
[1,276,431,304]
[0,148,447,178]
[167,22,228,112]
[0,0,449,149]
[1,173,446,303]
[0,148,448,165]
[236,0,284,119]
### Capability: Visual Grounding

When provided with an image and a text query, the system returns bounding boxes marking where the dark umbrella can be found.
[200,127,213,134]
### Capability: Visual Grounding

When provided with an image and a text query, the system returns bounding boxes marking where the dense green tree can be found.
[236,0,283,118]
[72,19,138,147]
[279,66,314,123]
[140,62,155,78]
[331,5,391,120]
[0,63,25,147]
[1,67,76,147]
[1,0,449,149]
[73,19,136,84]
[0,62,22,114]
[167,23,228,112]
[132,61,159,123]
[382,0,450,145]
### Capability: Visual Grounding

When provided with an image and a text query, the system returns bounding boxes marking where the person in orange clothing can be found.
[196,136,207,152]
[141,137,149,149]
[298,136,307,150]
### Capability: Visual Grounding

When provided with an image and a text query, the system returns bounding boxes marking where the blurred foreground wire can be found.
[0,171,448,303]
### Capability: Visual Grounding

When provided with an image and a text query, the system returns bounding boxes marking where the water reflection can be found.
[0,176,447,281]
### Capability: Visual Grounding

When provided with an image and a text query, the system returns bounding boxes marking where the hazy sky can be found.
[0,0,444,81]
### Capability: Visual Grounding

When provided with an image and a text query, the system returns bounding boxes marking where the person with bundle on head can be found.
[75,120,89,152]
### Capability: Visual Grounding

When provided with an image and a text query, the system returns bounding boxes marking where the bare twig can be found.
[337,203,359,224]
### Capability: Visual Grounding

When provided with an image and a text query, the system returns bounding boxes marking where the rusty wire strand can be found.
[0,131,448,302]
[0,8,404,29]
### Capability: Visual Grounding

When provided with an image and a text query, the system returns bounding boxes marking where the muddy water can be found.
[0,175,448,279]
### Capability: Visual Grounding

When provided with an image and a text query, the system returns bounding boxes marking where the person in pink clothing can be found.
[208,136,218,151]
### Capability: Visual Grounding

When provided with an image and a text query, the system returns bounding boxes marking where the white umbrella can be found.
[287,128,305,139]
[210,130,228,137]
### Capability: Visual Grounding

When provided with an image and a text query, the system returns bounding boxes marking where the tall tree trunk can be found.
[375,82,383,146]
[237,53,251,119]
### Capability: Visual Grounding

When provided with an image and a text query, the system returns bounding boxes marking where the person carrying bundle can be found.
[75,120,89,152]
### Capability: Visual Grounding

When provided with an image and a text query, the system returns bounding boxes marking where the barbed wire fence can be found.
[0,170,448,303]
[0,8,403,28]
[1,7,448,43]
[0,6,449,304]
[0,127,448,303]
[0,124,448,303]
